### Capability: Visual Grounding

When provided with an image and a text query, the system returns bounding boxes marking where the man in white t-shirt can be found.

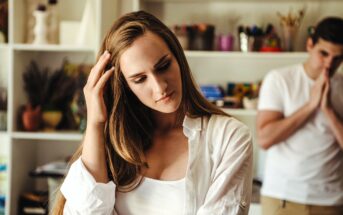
[257,17,343,215]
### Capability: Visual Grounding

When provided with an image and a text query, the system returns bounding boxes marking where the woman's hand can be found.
[83,50,114,125]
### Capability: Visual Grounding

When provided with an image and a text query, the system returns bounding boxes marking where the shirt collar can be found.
[182,115,203,138]
[182,115,203,132]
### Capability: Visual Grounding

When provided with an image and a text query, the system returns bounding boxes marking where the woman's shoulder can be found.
[208,114,249,132]
[185,114,250,137]
[206,114,252,147]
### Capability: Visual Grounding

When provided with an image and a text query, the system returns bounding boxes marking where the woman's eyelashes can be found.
[132,60,171,84]
[133,76,146,84]
[157,60,171,72]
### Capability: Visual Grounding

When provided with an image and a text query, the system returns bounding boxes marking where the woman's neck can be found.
[152,111,184,132]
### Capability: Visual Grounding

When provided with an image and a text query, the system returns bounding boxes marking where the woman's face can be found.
[120,31,183,114]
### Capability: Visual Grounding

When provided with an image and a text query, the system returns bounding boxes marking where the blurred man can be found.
[257,17,343,215]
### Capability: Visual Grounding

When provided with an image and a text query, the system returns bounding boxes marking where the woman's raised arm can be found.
[81,50,114,183]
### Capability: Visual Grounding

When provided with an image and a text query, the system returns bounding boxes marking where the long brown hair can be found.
[51,10,227,214]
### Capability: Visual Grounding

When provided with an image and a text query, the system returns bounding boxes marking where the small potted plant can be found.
[21,61,47,131]
[22,60,76,131]
[40,62,76,131]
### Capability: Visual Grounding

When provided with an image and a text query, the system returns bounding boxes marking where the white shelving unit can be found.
[0,0,342,214]
[1,0,118,214]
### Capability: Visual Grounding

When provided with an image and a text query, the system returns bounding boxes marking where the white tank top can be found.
[115,177,185,215]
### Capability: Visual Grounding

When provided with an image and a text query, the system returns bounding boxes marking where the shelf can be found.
[223,108,257,116]
[0,44,9,50]
[13,44,95,52]
[11,131,83,141]
[185,51,308,59]
[0,131,8,136]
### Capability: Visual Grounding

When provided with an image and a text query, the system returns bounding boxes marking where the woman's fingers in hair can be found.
[94,66,115,92]
[87,50,111,87]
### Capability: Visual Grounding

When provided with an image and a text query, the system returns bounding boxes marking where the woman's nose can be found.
[151,74,167,94]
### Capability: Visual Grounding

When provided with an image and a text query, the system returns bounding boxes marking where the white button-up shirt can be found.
[61,114,253,214]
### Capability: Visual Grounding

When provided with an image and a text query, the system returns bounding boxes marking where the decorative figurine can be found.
[33,4,49,45]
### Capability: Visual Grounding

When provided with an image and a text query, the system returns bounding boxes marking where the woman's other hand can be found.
[83,50,114,125]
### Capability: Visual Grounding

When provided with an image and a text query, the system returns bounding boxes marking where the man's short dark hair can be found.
[311,17,343,45]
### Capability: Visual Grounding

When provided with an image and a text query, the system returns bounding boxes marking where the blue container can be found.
[0,164,7,172]
[200,85,224,100]
[0,194,5,215]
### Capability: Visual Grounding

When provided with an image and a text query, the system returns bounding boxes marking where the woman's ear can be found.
[306,37,314,52]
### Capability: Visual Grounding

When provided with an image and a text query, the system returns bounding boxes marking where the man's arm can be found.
[257,103,315,150]
[323,109,343,149]
[321,75,343,149]
[257,70,326,150]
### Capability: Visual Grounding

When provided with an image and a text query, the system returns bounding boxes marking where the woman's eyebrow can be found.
[154,54,169,69]
[128,54,170,79]
[128,72,145,79]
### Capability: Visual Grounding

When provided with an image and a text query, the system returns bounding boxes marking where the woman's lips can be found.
[156,91,174,103]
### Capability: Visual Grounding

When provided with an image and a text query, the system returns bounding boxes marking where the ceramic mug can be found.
[218,34,234,51]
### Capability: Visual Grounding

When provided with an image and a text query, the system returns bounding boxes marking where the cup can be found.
[217,34,234,51]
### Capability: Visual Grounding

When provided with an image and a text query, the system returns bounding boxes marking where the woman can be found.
[52,11,253,215]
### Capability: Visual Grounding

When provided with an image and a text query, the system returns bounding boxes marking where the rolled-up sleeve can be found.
[60,158,117,215]
[197,122,253,215]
